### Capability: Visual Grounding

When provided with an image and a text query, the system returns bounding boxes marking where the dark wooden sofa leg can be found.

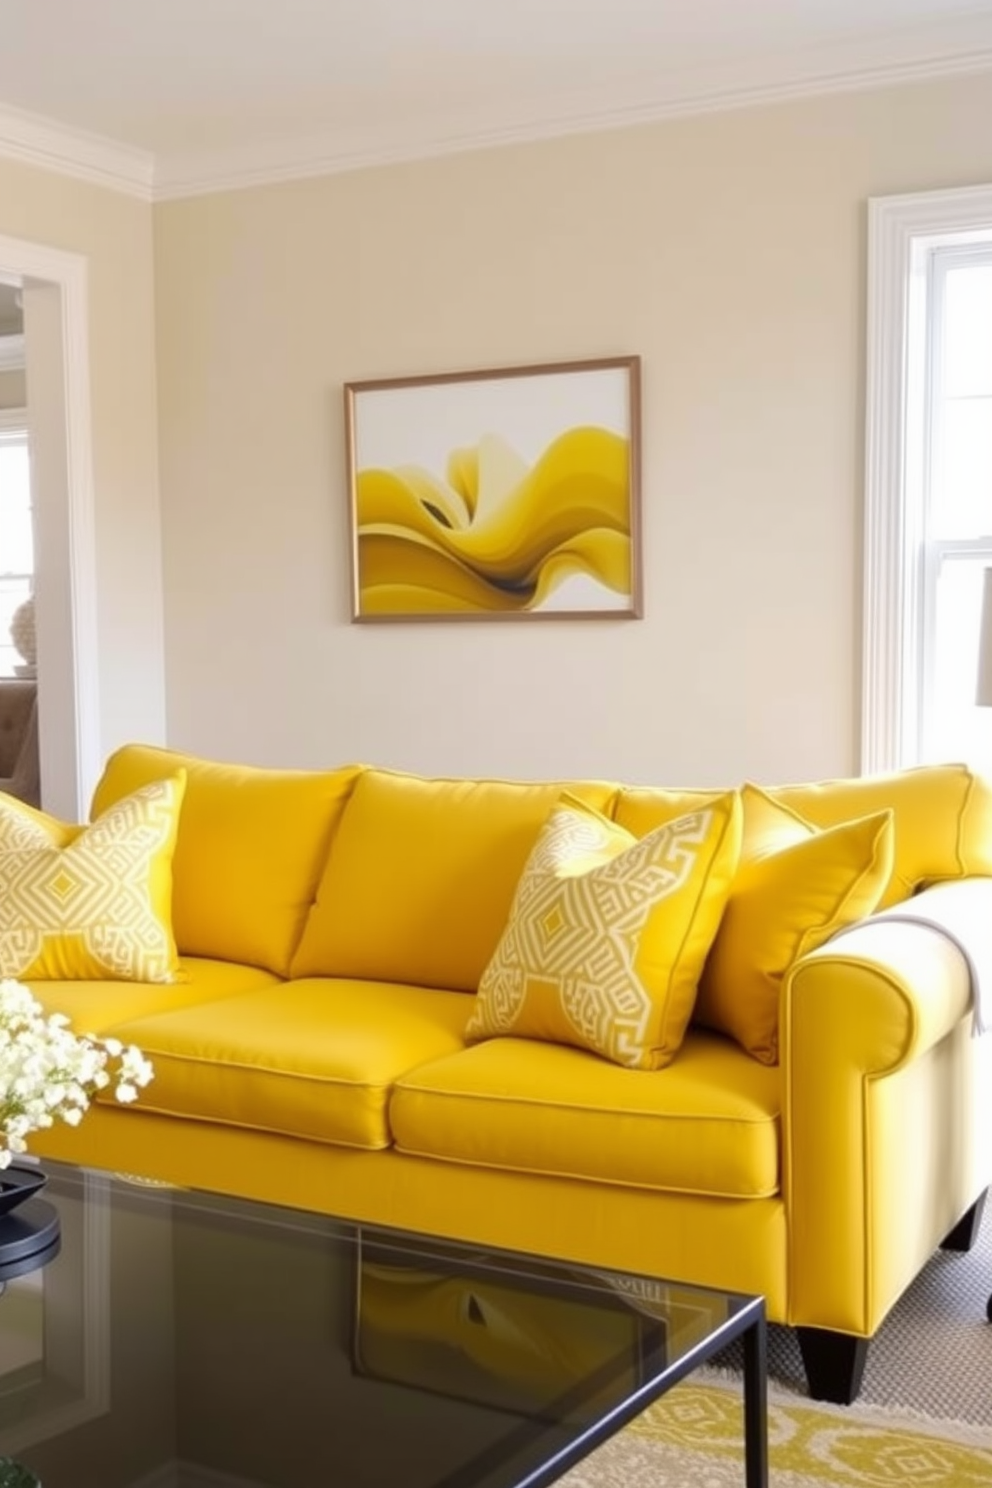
[797,1328,869,1404]
[940,1191,987,1252]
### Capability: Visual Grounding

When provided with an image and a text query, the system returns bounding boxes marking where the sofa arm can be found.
[780,880,990,1335]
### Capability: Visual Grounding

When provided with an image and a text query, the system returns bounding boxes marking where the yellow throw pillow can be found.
[695,788,895,1064]
[466,790,742,1070]
[731,782,814,867]
[0,773,186,983]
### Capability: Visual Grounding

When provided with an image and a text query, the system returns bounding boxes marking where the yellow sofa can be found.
[22,743,992,1404]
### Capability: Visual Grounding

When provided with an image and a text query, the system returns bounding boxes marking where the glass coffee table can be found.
[0,1160,767,1487]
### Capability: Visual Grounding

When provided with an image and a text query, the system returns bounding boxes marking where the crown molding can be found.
[0,99,153,200]
[1,16,992,203]
[0,333,24,372]
[151,27,992,200]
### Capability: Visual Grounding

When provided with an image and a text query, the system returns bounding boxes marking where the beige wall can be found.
[0,157,165,788]
[151,69,989,786]
[0,367,25,408]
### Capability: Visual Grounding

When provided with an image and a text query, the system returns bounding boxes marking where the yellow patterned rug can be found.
[559,1378,992,1487]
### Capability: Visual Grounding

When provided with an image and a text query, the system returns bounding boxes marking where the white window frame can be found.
[0,334,24,374]
[0,407,27,434]
[0,407,34,676]
[863,183,992,773]
[0,405,32,569]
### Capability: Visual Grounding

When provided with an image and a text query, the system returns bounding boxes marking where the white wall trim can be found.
[862,183,992,774]
[863,197,912,774]
[0,232,100,816]
[0,332,24,372]
[57,251,102,813]
[0,99,152,200]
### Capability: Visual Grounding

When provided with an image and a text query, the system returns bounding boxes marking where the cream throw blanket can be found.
[850,879,992,1037]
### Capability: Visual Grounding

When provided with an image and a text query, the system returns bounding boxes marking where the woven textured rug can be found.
[561,1203,992,1486]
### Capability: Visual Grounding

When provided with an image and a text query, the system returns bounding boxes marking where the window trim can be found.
[0,406,27,435]
[0,406,34,678]
[0,334,24,374]
[863,182,992,773]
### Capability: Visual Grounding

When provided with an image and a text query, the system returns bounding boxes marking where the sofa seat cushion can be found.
[103,979,474,1150]
[28,955,282,1035]
[390,1029,780,1198]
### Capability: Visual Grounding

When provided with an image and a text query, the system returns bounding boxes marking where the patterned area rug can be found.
[561,1203,992,1485]
[560,1380,992,1486]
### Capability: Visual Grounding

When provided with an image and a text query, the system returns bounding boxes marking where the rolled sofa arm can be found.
[780,879,991,1335]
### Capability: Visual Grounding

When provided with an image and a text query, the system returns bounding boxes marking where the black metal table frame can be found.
[511,1291,768,1488]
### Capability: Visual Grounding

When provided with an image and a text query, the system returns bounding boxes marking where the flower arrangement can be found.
[0,979,153,1170]
[0,1458,40,1487]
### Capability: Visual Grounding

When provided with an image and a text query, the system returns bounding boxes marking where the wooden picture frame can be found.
[344,355,642,621]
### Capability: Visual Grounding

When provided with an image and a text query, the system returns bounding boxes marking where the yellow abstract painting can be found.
[345,357,641,620]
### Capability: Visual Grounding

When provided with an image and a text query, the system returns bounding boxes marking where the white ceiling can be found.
[1,0,992,198]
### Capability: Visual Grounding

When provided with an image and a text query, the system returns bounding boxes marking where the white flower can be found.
[0,980,154,1169]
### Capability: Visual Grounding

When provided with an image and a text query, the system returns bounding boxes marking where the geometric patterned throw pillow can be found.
[0,773,187,983]
[466,790,742,1069]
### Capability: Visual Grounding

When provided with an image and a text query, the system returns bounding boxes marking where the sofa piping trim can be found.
[387,1136,779,1201]
[105,1101,393,1151]
[394,1075,780,1125]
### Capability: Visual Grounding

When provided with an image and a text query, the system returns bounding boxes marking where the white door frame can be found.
[0,233,99,819]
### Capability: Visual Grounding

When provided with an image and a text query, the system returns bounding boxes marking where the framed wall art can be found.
[344,355,642,621]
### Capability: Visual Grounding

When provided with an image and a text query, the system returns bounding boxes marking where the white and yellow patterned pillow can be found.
[0,773,187,983]
[466,791,742,1069]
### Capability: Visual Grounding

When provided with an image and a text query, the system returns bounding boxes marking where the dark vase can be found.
[0,1165,46,1216]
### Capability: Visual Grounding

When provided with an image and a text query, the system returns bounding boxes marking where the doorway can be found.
[0,233,100,821]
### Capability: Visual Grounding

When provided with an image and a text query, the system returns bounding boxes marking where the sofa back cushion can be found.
[91,744,363,975]
[768,763,992,908]
[290,767,618,991]
[613,763,992,910]
[612,785,727,838]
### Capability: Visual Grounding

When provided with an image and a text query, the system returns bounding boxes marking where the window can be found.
[0,410,33,678]
[864,185,992,773]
